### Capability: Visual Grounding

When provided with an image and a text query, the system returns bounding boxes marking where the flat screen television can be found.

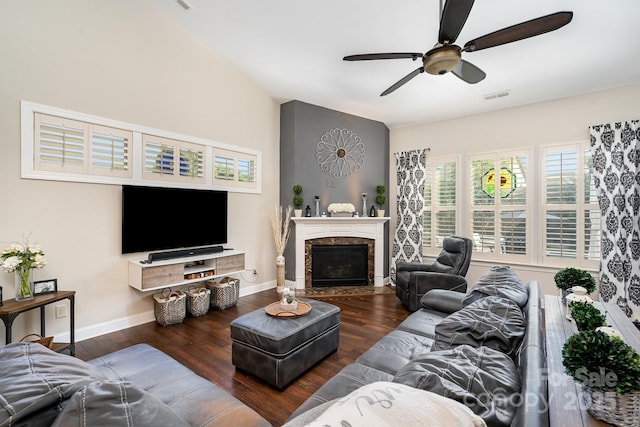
[121,185,227,254]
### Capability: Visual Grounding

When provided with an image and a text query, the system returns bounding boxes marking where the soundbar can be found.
[147,245,224,262]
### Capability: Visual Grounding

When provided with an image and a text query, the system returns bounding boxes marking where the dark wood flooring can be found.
[75,288,410,426]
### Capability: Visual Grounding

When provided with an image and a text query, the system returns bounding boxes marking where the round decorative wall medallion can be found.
[316,128,365,177]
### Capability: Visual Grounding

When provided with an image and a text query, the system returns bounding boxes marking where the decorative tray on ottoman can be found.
[265,300,312,318]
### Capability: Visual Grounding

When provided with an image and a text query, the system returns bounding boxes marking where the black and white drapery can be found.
[391,149,429,282]
[590,120,640,321]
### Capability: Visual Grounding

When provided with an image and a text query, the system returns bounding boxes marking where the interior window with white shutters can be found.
[143,135,205,183]
[424,158,457,254]
[469,151,529,260]
[543,143,599,268]
[35,113,86,173]
[24,102,263,193]
[213,148,259,189]
[90,124,131,177]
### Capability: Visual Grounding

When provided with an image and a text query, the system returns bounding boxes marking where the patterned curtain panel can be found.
[391,149,429,282]
[590,120,640,321]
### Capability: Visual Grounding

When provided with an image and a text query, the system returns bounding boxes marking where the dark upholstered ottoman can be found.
[230,298,340,390]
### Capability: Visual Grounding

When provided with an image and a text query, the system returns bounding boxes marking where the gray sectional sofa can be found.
[284,266,548,427]
[0,342,271,427]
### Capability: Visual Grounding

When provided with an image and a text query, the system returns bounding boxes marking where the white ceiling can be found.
[154,0,640,128]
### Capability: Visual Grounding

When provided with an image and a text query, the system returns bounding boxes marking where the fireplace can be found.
[291,217,388,290]
[311,243,369,287]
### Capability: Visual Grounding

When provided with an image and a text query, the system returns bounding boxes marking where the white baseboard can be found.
[54,280,277,343]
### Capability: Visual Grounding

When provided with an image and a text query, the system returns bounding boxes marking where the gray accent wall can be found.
[280,100,390,280]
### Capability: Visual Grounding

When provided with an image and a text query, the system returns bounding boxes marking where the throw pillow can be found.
[431,296,526,357]
[300,381,486,427]
[392,345,520,427]
[463,265,528,308]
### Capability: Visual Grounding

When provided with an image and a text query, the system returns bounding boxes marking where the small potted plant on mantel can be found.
[375,184,386,217]
[292,184,303,217]
[562,329,640,425]
[554,267,596,304]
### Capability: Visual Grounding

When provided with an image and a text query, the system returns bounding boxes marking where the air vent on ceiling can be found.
[484,90,510,101]
[177,0,192,11]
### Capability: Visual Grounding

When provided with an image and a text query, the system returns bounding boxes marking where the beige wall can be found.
[0,1,280,342]
[389,84,640,297]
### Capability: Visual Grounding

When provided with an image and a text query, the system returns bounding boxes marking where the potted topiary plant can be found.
[554,267,596,303]
[375,184,386,217]
[568,300,607,331]
[292,184,303,217]
[562,329,640,425]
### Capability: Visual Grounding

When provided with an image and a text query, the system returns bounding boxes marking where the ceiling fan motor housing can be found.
[423,45,462,75]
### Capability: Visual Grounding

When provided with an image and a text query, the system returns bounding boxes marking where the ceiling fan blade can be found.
[380,67,424,96]
[464,11,573,52]
[438,0,475,44]
[344,53,423,61]
[452,59,486,84]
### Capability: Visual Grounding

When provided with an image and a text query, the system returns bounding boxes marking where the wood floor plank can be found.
[75,289,409,426]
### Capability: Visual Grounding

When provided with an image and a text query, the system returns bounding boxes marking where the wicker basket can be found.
[206,277,239,310]
[583,386,640,427]
[20,333,54,349]
[153,289,186,326]
[185,286,211,317]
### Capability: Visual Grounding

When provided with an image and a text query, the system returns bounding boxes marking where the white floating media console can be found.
[128,249,245,292]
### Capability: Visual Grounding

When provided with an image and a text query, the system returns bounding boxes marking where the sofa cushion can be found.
[463,265,528,308]
[431,296,525,357]
[287,381,486,427]
[51,380,190,427]
[392,345,520,427]
[0,343,107,427]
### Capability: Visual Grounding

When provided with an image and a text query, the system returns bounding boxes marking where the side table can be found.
[544,294,640,427]
[0,290,75,355]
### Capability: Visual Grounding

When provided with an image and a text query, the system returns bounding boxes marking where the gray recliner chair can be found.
[395,235,472,312]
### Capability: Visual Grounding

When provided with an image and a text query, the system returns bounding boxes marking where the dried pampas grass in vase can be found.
[271,205,293,294]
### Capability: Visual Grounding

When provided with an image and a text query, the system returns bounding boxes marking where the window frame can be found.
[541,141,600,269]
[423,155,460,256]
[467,148,531,263]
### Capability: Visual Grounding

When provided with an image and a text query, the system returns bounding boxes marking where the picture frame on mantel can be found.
[34,279,57,295]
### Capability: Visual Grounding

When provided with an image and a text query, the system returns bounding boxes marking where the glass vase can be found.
[15,268,35,301]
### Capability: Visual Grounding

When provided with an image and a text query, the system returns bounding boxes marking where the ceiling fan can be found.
[343,0,573,96]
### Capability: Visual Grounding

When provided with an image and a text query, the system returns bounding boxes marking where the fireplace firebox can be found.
[311,244,369,287]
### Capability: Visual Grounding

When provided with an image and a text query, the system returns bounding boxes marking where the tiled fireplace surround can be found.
[291,217,388,290]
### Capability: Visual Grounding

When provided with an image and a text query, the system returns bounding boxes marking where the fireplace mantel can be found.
[291,217,389,289]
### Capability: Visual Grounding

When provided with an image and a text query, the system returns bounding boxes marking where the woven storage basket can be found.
[584,386,640,427]
[185,286,211,317]
[206,277,239,310]
[20,333,54,349]
[153,289,186,326]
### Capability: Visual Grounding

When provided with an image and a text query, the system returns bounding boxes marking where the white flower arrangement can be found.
[1,240,47,300]
[1,243,47,273]
[327,203,356,213]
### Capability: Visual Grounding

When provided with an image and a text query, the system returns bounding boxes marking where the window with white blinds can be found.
[423,158,458,254]
[22,101,261,193]
[213,148,258,188]
[142,135,205,184]
[543,143,600,268]
[35,113,132,178]
[469,150,530,261]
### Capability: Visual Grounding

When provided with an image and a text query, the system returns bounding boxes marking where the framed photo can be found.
[34,279,57,295]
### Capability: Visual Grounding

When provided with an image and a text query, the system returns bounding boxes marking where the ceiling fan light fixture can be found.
[423,46,462,75]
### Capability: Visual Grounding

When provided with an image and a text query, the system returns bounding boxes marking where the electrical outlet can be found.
[55,304,67,319]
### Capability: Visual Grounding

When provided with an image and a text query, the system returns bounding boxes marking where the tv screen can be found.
[121,185,227,254]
